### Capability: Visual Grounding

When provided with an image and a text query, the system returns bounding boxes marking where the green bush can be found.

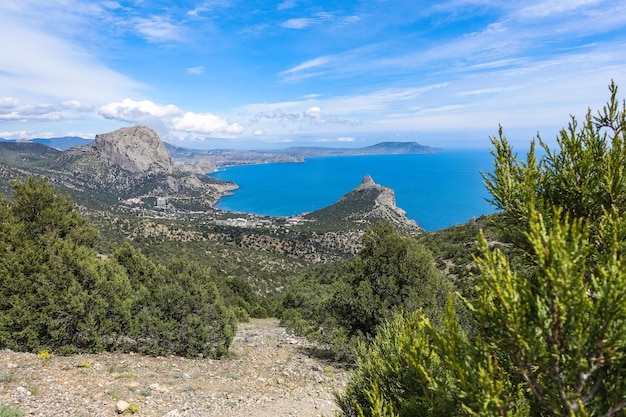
[279,223,458,359]
[114,245,237,358]
[233,307,250,322]
[0,405,23,417]
[337,83,626,416]
[0,177,236,358]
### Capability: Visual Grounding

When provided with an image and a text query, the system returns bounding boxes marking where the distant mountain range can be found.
[1,136,442,166]
[280,141,442,157]
[0,136,92,150]
[166,140,442,172]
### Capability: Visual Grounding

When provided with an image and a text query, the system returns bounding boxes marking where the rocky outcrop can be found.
[92,126,174,174]
[305,175,422,234]
[47,125,236,207]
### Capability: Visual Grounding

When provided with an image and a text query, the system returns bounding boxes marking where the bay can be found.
[209,150,497,231]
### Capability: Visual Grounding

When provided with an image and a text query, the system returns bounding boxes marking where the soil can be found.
[0,319,350,417]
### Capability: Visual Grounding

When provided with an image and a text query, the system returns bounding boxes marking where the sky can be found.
[1,0,625,150]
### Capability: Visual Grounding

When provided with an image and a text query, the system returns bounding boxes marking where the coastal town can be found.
[121,195,311,229]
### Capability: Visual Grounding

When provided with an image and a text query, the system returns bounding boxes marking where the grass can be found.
[0,405,23,417]
[0,374,14,383]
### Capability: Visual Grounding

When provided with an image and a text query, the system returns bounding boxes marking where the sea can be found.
[208,150,497,231]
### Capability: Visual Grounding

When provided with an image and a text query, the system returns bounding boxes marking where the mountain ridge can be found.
[1,134,442,172]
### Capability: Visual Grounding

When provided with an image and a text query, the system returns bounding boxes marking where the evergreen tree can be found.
[0,177,236,358]
[331,222,451,338]
[484,80,626,255]
[0,177,130,352]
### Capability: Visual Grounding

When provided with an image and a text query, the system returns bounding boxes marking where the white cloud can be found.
[253,129,265,136]
[99,99,182,122]
[173,112,244,134]
[281,12,335,30]
[0,97,65,122]
[0,97,20,109]
[280,56,333,77]
[187,1,232,17]
[61,100,94,111]
[0,11,142,105]
[337,136,355,142]
[304,106,322,120]
[132,16,184,43]
[282,18,313,29]
[277,0,296,10]
[99,98,244,137]
[186,66,206,75]
[517,0,603,19]
[0,130,33,139]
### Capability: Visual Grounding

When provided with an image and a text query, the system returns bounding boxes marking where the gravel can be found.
[0,319,349,417]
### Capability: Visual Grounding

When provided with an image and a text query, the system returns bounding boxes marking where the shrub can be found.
[0,177,236,358]
[337,82,626,417]
[0,405,22,417]
[114,245,237,358]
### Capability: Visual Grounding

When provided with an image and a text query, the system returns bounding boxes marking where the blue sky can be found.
[1,0,625,150]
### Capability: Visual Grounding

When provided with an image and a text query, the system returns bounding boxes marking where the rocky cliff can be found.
[304,175,422,234]
[92,126,174,174]
[47,126,236,207]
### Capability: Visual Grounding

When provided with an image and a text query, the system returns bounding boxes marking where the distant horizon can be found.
[0,128,540,152]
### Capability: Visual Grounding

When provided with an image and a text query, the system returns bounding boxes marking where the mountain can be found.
[1,126,236,209]
[305,175,422,234]
[0,136,92,150]
[165,141,441,173]
[32,136,92,150]
[281,141,441,157]
[88,125,174,174]
[165,143,304,173]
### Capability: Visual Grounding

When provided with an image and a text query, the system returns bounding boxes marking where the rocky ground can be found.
[0,319,350,417]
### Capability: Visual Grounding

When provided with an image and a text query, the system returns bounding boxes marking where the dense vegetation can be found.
[0,177,237,358]
[278,222,460,360]
[337,82,626,416]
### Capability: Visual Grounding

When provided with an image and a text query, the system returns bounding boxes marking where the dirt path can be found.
[0,319,350,417]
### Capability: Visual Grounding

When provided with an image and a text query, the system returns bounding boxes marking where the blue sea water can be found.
[209,150,497,231]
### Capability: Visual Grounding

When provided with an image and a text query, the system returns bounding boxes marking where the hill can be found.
[1,126,237,210]
[305,175,421,234]
[282,141,441,157]
[0,136,92,150]
[169,141,441,172]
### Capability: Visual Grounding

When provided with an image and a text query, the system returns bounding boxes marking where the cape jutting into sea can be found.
[208,150,496,231]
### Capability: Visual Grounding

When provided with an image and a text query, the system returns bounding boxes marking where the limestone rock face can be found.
[93,126,173,174]
[305,175,422,234]
[47,125,236,207]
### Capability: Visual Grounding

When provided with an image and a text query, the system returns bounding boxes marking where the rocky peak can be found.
[357,174,375,189]
[305,175,422,234]
[92,125,174,174]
